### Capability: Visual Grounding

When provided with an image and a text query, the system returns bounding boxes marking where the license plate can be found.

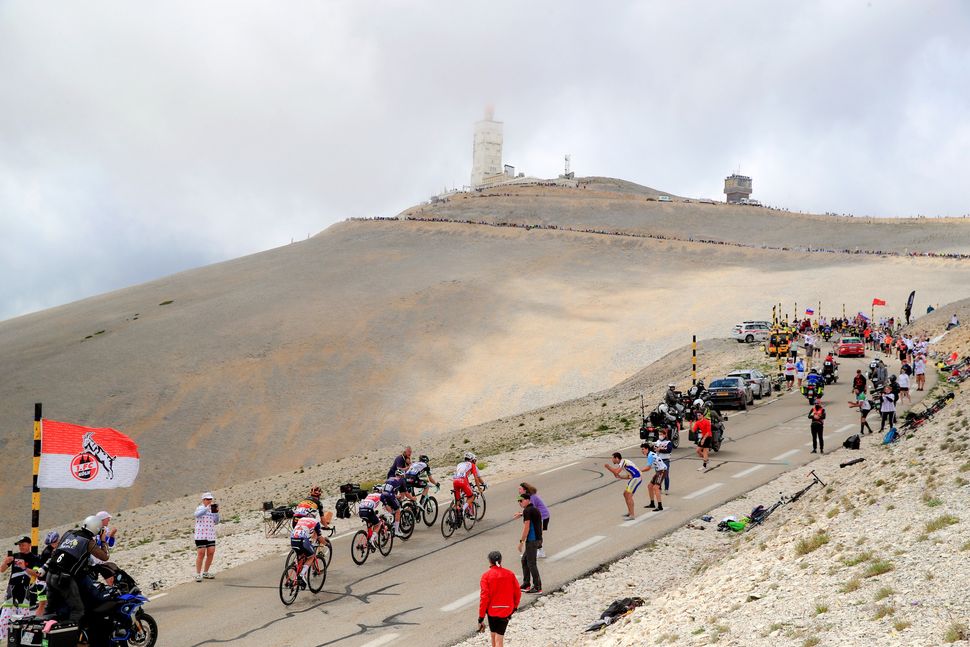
[716,391,730,396]
[23,632,35,642]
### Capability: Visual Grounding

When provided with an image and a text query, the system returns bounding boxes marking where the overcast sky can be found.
[2,1,969,320]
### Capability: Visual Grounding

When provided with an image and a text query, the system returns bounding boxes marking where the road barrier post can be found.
[691,335,697,384]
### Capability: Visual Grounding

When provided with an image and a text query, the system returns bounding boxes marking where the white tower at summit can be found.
[471,106,503,188]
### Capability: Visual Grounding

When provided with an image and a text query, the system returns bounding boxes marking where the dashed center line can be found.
[620,510,665,527]
[772,449,800,461]
[548,535,606,562]
[683,483,724,500]
[732,465,765,479]
[440,591,479,613]
[539,461,580,475]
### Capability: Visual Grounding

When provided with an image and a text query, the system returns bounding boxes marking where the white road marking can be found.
[147,592,168,601]
[548,535,606,562]
[732,465,765,479]
[539,461,580,475]
[835,424,855,434]
[440,591,479,613]
[360,634,400,647]
[772,449,800,460]
[804,442,814,447]
[683,483,724,500]
[620,510,665,527]
[333,530,356,541]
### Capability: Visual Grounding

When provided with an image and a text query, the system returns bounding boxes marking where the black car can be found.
[708,377,755,410]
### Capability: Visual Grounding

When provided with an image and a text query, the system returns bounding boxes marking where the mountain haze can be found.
[2,178,969,534]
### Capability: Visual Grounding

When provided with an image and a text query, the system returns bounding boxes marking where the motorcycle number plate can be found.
[22,632,35,643]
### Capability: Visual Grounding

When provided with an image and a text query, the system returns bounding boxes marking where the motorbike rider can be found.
[664,384,680,410]
[42,515,110,622]
[821,353,838,380]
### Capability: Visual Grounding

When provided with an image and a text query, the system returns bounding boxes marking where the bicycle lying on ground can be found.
[749,470,826,527]
[440,484,487,538]
[899,391,955,431]
[279,540,329,605]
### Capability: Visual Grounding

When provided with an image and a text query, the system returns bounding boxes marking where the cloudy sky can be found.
[2,1,968,320]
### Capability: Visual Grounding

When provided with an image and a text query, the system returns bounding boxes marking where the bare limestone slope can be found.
[1,187,969,535]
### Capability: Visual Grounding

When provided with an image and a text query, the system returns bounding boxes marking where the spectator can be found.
[387,446,412,479]
[512,483,549,558]
[1,536,41,610]
[653,428,673,493]
[641,442,667,512]
[692,412,712,471]
[915,355,927,391]
[897,370,911,404]
[603,452,641,518]
[478,551,521,647]
[808,401,826,454]
[795,357,806,389]
[879,385,897,433]
[194,492,220,582]
[517,495,542,594]
[849,389,874,435]
[852,369,866,394]
[91,511,119,583]
[783,358,796,391]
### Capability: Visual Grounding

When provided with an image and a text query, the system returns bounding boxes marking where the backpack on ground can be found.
[749,505,767,523]
[843,434,861,450]
[335,498,350,519]
[882,427,898,445]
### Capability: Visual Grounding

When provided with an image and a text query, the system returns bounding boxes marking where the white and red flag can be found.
[38,419,139,489]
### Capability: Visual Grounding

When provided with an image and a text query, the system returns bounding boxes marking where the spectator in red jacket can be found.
[478,550,521,647]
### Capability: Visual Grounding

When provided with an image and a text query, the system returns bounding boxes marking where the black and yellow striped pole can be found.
[771,305,776,326]
[32,403,42,554]
[691,335,697,384]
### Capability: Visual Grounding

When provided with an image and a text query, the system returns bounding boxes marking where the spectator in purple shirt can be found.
[512,482,550,558]
[386,446,412,479]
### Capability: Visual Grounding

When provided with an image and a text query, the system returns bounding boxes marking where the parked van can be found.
[658,195,672,202]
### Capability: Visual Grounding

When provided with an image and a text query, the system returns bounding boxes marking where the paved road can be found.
[150,355,923,647]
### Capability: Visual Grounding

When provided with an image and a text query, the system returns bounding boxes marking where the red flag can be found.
[872,298,886,306]
[38,420,140,489]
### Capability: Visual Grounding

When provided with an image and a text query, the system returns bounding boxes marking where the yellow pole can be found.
[32,403,42,553]
[692,335,697,384]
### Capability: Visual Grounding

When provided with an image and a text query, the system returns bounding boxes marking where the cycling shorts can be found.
[290,537,315,557]
[453,477,473,499]
[625,477,642,494]
[359,508,379,526]
[405,475,427,491]
[379,492,400,511]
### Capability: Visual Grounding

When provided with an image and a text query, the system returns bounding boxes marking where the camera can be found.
[210,503,219,514]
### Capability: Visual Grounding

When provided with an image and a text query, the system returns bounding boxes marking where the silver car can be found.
[727,369,773,399]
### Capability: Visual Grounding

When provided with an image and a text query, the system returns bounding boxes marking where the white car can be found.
[727,369,773,399]
[732,322,771,343]
[658,195,672,202]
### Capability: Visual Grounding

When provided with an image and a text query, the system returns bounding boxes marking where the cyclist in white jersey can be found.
[604,452,642,518]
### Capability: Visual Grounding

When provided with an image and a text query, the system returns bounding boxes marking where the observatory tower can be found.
[471,107,504,188]
[723,174,753,204]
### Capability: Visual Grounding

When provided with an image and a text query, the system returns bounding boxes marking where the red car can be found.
[836,336,865,357]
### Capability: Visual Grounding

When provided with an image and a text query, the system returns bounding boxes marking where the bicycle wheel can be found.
[279,564,300,606]
[399,508,415,540]
[422,496,439,527]
[463,502,478,530]
[441,507,458,538]
[351,530,370,566]
[284,548,297,570]
[378,524,393,556]
[307,553,327,593]
[474,492,486,520]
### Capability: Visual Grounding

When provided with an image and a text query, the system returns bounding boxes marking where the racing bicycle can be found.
[284,526,334,572]
[441,488,480,538]
[749,470,825,527]
[350,512,394,565]
[279,542,328,605]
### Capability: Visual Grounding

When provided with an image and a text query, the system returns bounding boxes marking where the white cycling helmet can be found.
[81,515,101,534]
[464,451,477,461]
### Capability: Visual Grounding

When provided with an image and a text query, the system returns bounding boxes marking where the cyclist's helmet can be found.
[395,468,405,477]
[464,451,477,462]
[310,485,322,497]
[372,485,383,492]
[82,515,101,534]
[419,454,430,464]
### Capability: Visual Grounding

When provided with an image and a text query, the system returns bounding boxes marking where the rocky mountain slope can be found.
[1,180,968,534]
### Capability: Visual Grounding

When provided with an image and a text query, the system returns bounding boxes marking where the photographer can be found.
[194,492,220,582]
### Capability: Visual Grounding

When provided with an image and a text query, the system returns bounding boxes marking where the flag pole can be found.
[32,403,42,554]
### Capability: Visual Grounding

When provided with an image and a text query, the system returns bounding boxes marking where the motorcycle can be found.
[111,568,159,647]
[801,382,824,405]
[822,362,839,385]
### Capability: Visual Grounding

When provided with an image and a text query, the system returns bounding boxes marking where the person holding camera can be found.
[194,492,220,582]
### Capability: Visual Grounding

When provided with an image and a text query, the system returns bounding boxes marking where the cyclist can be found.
[290,509,324,588]
[405,454,440,500]
[603,452,641,518]
[453,452,487,519]
[358,487,385,545]
[381,475,408,538]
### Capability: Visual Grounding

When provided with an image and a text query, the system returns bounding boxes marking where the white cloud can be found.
[1,0,969,319]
